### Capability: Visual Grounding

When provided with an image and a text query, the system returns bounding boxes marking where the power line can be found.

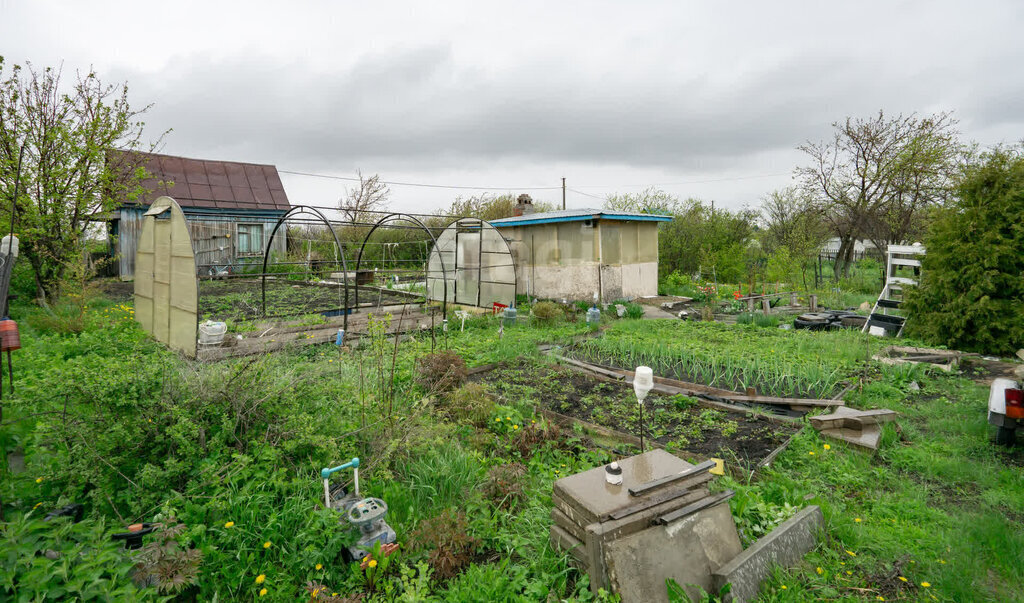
[568,188,606,201]
[278,169,561,191]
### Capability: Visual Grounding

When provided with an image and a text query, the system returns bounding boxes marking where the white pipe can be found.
[323,478,332,510]
[354,468,360,498]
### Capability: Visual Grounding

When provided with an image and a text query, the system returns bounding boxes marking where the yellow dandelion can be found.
[877,597,885,601]
[255,574,265,584]
[781,585,787,589]
[809,451,815,456]
[495,418,501,422]
[846,550,857,557]
[224,521,235,528]
[368,559,378,568]
[855,517,862,523]
[315,563,322,570]
[513,425,519,430]
[823,444,831,450]
[921,582,931,587]
[259,588,267,596]
[898,576,908,582]
[846,571,852,575]
[816,567,823,575]
[939,559,946,564]
[505,416,511,421]
[264,541,271,549]
[35,477,43,483]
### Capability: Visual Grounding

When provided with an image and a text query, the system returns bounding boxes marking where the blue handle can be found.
[321,457,359,480]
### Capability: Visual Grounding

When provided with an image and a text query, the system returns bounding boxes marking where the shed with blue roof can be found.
[490,206,671,302]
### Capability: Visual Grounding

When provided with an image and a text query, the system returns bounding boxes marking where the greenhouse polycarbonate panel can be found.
[134,196,199,357]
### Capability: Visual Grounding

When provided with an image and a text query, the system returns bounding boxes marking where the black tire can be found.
[794,313,831,330]
[996,426,1017,447]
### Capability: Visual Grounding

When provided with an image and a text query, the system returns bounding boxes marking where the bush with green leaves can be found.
[0,514,147,600]
[531,300,563,323]
[904,146,1024,355]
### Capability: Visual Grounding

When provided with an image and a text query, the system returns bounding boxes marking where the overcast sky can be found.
[3,0,1022,214]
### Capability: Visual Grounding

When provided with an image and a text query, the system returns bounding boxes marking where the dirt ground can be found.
[473,358,796,467]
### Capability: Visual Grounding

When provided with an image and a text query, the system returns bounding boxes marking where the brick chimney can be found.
[514,193,534,217]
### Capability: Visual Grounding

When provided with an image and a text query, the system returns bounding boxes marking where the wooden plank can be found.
[628,460,716,497]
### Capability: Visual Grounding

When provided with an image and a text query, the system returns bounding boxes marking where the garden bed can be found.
[198,278,421,322]
[472,359,797,467]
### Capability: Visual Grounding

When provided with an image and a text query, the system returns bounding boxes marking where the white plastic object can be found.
[634,366,654,403]
[1,235,18,258]
[605,461,623,485]
[198,320,227,345]
[988,378,1018,416]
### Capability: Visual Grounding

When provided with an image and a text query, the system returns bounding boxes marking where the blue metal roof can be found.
[489,208,673,228]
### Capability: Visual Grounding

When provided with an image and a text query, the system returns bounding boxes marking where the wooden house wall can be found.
[116,209,286,279]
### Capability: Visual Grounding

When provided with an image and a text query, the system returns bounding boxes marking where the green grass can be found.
[2,292,1022,601]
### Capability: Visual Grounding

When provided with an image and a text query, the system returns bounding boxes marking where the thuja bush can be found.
[904,146,1024,355]
[530,301,563,323]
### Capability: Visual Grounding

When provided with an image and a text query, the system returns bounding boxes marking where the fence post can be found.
[790,292,798,306]
[761,298,771,314]
[809,294,818,312]
[747,297,755,312]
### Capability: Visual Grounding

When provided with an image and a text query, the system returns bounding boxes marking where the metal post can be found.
[562,177,566,210]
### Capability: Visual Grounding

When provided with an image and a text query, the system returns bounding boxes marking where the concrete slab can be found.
[810,408,897,430]
[712,505,824,603]
[604,501,742,603]
[820,425,882,451]
[553,449,694,526]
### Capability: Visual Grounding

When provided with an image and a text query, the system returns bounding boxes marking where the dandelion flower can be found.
[846,550,857,557]
[921,582,931,588]
[224,521,235,528]
[368,559,378,568]
[35,477,43,483]
[847,571,852,575]
[877,597,885,601]
[939,559,946,564]
[506,416,511,420]
[808,451,815,456]
[823,444,831,450]
[816,567,823,575]
[315,563,322,570]
[255,574,266,584]
[259,588,267,596]
[781,585,787,589]
[855,517,862,523]
[495,418,501,423]
[263,541,271,549]
[513,425,519,430]
[898,576,908,582]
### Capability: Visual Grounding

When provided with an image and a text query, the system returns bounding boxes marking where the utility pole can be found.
[562,177,566,210]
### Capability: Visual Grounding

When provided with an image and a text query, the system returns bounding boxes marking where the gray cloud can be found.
[122,43,957,174]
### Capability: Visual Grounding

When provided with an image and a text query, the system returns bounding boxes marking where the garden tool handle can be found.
[320,458,360,509]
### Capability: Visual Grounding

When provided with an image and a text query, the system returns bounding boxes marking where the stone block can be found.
[712,505,824,603]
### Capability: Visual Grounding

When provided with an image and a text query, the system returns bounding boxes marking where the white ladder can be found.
[862,244,926,337]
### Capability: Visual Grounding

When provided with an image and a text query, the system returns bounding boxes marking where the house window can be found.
[237,223,264,255]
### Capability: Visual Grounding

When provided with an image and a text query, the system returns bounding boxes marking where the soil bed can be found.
[473,359,796,467]
[198,278,420,322]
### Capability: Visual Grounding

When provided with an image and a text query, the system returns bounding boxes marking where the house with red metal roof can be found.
[106,150,291,279]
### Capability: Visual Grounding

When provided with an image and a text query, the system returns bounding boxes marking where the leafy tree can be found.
[659,199,758,283]
[903,147,1024,355]
[797,111,961,278]
[604,186,678,215]
[0,59,158,302]
[438,193,554,223]
[760,187,830,289]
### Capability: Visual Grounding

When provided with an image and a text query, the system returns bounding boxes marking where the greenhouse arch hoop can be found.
[353,212,448,318]
[260,204,350,331]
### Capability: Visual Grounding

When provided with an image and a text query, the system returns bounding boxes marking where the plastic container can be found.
[198,321,227,346]
[503,307,517,327]
[0,318,20,351]
[1,235,18,258]
[586,306,601,329]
